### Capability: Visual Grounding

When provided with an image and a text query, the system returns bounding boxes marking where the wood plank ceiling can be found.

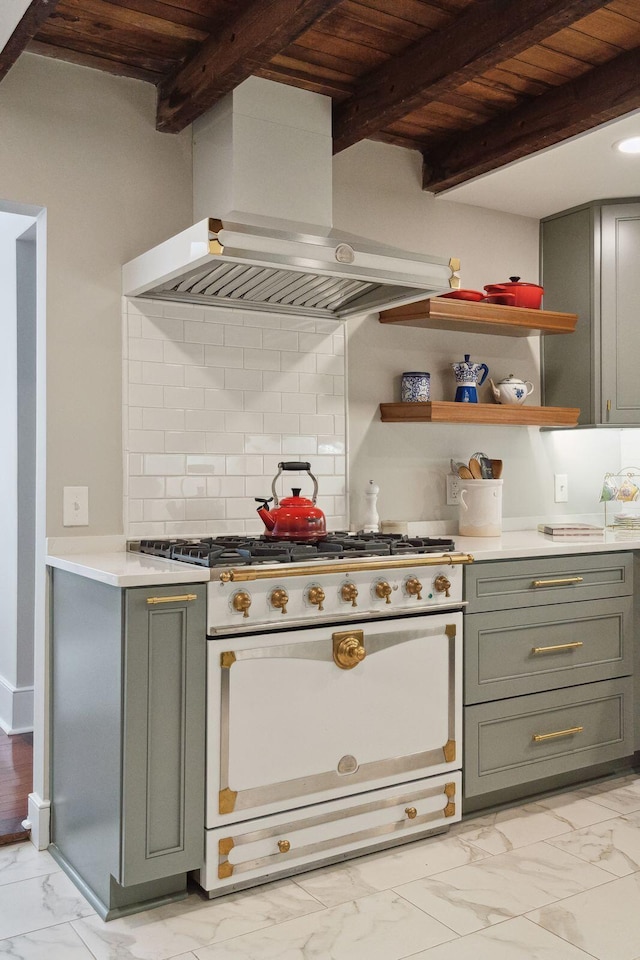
[3,0,640,192]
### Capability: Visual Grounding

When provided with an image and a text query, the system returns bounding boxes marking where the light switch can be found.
[63,486,89,526]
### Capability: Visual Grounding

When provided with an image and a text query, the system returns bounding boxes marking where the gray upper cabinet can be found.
[541,199,640,426]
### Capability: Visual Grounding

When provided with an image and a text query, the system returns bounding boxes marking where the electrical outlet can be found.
[446,474,462,505]
[63,486,89,526]
[554,473,568,503]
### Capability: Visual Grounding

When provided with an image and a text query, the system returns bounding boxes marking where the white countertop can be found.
[45,529,640,586]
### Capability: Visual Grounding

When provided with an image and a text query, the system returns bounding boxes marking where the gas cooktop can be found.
[135,533,456,568]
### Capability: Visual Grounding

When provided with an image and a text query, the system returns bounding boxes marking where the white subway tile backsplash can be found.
[165,431,206,453]
[282,392,316,414]
[264,412,299,434]
[166,476,207,498]
[205,433,244,454]
[185,366,226,388]
[224,325,262,348]
[129,338,164,362]
[184,320,224,344]
[144,454,186,475]
[141,315,184,341]
[163,386,205,409]
[244,390,281,412]
[143,408,185,431]
[124,301,347,537]
[243,348,281,371]
[225,411,264,433]
[186,455,226,475]
[225,368,263,391]
[142,362,184,385]
[282,435,317,455]
[163,341,205,366]
[128,430,165,453]
[204,344,244,368]
[244,434,282,454]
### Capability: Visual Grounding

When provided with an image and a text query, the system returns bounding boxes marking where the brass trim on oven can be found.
[220,651,236,669]
[213,780,459,881]
[444,782,455,799]
[218,553,474,582]
[216,622,460,816]
[218,836,234,856]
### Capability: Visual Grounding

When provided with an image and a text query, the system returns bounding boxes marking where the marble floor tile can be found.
[546,809,640,876]
[578,775,640,815]
[71,879,325,960]
[0,841,61,887]
[293,832,488,907]
[0,922,96,959]
[527,871,640,960]
[192,889,457,960]
[394,840,613,936]
[406,916,597,959]
[0,871,95,940]
[459,792,619,856]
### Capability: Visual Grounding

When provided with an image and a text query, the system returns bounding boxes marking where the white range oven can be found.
[137,533,473,897]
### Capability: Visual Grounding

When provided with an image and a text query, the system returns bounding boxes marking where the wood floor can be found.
[0,729,32,844]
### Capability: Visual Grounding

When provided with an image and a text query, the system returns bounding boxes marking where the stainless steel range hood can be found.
[123,79,458,320]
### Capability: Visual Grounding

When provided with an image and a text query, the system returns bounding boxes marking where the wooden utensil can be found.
[468,458,484,479]
[458,464,473,479]
[491,458,503,479]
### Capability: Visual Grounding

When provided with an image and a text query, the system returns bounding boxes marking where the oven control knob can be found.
[334,634,366,670]
[434,575,452,598]
[232,590,251,618]
[341,582,358,607]
[277,839,291,854]
[270,588,289,614]
[308,586,325,611]
[405,806,418,820]
[375,580,392,604]
[405,577,423,600]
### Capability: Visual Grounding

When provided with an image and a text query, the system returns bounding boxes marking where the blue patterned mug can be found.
[401,372,430,402]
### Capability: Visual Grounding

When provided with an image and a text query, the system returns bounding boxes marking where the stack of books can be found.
[537,523,605,538]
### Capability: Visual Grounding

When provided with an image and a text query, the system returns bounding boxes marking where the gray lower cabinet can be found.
[463,552,635,810]
[541,198,640,425]
[50,570,206,919]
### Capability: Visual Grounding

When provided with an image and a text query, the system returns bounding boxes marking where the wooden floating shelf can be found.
[379,401,580,428]
[379,297,577,337]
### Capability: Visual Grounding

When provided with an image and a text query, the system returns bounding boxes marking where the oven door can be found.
[207,611,462,827]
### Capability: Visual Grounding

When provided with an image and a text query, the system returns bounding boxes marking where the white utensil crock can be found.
[458,479,503,537]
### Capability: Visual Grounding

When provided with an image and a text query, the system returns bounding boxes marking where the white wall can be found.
[0,53,193,536]
[331,141,621,530]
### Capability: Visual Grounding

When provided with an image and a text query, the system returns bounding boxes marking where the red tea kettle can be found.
[256,462,327,540]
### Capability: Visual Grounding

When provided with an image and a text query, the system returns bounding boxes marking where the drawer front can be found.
[464,553,632,613]
[464,678,633,798]
[465,596,633,704]
[202,772,461,893]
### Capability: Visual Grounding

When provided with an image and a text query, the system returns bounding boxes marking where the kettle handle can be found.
[271,462,319,506]
[478,364,489,387]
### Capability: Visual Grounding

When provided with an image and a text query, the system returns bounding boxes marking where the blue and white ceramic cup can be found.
[401,371,430,402]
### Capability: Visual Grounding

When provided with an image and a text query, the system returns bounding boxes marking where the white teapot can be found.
[489,374,534,405]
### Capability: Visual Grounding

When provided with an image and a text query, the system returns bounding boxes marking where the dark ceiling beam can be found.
[156,0,343,133]
[332,0,611,155]
[422,46,640,193]
[0,0,61,83]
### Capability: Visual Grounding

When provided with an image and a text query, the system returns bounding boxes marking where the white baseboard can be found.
[22,793,50,850]
[0,675,33,733]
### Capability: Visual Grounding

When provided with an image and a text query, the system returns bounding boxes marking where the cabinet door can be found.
[601,202,640,424]
[121,585,206,886]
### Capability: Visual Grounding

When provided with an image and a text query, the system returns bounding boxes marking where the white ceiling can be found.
[439,109,640,221]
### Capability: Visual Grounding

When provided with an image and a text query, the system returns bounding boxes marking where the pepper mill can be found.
[363,480,379,533]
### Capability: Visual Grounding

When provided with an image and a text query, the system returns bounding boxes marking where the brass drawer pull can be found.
[277,839,291,854]
[531,576,584,588]
[146,593,198,605]
[532,725,584,742]
[532,641,584,655]
[405,806,417,820]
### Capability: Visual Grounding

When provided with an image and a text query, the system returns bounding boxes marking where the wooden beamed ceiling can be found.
[3,0,640,192]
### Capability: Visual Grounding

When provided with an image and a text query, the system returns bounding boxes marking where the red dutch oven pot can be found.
[483,276,543,309]
[256,461,327,540]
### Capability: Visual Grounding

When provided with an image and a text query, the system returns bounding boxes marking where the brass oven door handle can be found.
[532,725,584,742]
[532,641,584,655]
[146,593,198,605]
[531,576,584,588]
